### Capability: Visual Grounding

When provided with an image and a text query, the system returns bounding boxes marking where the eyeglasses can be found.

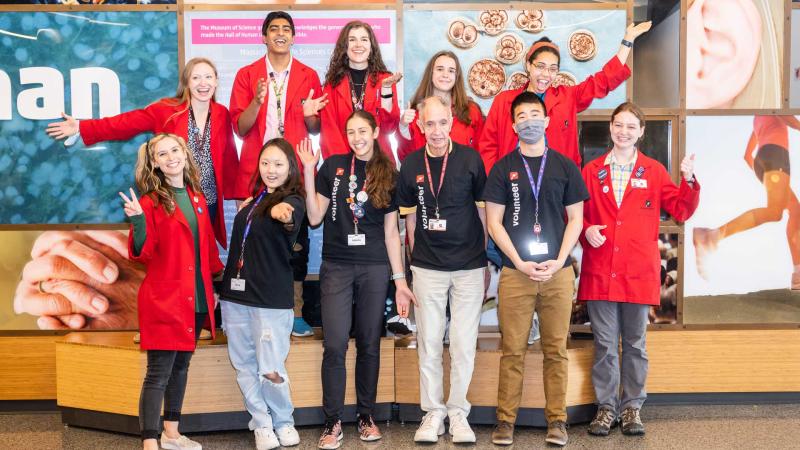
[532,62,559,75]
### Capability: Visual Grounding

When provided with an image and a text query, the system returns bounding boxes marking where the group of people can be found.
[45,11,701,450]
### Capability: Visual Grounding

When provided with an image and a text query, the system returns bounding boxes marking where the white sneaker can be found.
[254,427,280,450]
[276,424,300,447]
[160,434,202,450]
[414,412,445,443]
[528,312,541,344]
[448,411,476,443]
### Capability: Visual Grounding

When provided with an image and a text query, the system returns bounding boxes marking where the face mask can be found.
[516,118,546,144]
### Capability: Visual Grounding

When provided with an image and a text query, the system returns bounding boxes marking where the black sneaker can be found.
[588,407,618,436]
[621,407,645,435]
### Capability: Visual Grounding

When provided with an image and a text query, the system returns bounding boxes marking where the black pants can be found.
[320,261,389,420]
[139,313,204,440]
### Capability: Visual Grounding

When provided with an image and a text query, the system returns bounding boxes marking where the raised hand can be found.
[401,102,416,127]
[381,72,403,88]
[45,112,79,140]
[681,154,696,181]
[118,188,143,217]
[625,21,652,42]
[271,202,295,224]
[302,89,329,117]
[296,138,320,171]
[254,78,268,106]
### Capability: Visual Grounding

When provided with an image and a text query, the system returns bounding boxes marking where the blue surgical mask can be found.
[516,118,546,144]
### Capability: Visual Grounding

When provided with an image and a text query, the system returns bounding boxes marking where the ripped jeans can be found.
[220,300,294,430]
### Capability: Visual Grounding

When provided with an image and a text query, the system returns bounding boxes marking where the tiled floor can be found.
[1,404,799,449]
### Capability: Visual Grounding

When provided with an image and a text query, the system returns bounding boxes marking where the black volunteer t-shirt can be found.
[316,153,398,264]
[220,193,306,309]
[483,148,588,269]
[396,142,487,271]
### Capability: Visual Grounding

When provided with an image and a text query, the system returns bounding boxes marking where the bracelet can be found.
[621,39,633,48]
[391,273,405,280]
[380,91,394,99]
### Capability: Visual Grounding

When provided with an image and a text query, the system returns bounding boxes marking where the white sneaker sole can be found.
[414,424,445,443]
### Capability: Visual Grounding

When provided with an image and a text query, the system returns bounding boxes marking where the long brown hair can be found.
[249,138,305,218]
[410,51,474,125]
[324,21,388,87]
[347,110,396,209]
[134,133,201,215]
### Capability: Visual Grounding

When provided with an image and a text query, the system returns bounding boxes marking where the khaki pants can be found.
[496,266,574,424]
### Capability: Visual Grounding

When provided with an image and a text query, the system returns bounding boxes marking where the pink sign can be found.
[192,18,391,45]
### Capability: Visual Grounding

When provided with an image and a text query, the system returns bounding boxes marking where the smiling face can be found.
[259,145,290,193]
[346,115,379,160]
[419,99,452,151]
[263,17,294,55]
[187,62,217,103]
[346,26,372,67]
[525,51,559,94]
[152,137,187,178]
[609,110,645,150]
[431,55,457,93]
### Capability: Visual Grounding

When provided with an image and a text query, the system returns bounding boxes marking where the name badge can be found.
[529,241,549,255]
[631,178,648,189]
[348,234,366,246]
[231,278,246,291]
[428,219,447,231]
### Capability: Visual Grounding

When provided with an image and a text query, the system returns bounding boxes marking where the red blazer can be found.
[577,151,700,305]
[229,56,322,198]
[396,102,484,161]
[79,99,238,248]
[478,56,631,172]
[320,72,400,163]
[128,189,224,351]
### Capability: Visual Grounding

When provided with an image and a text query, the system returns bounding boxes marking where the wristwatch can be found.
[391,273,405,280]
[621,39,633,48]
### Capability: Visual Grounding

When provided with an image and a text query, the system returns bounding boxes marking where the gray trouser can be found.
[587,301,649,414]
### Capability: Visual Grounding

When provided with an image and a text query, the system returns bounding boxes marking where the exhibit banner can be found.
[402,8,627,113]
[184,10,398,275]
[1,228,140,331]
[686,0,783,109]
[0,11,179,225]
[684,115,800,324]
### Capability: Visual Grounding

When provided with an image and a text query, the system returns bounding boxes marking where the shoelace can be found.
[622,408,641,424]
[420,413,436,428]
[495,421,513,433]
[595,409,616,427]
[450,413,469,431]
[551,420,568,433]
[358,415,374,429]
[322,421,338,436]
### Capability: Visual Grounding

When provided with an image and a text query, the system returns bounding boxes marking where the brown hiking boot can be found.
[621,407,645,435]
[545,420,569,446]
[491,420,514,445]
[588,407,618,436]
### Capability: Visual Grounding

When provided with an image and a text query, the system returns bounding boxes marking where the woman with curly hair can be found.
[320,21,401,163]
[119,133,223,450]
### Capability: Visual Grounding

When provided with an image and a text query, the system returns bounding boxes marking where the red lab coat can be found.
[79,99,238,248]
[128,188,224,351]
[396,102,485,161]
[229,56,322,197]
[577,151,700,305]
[478,56,631,172]
[320,72,400,162]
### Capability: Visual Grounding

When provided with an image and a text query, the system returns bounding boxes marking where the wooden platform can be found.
[55,331,395,434]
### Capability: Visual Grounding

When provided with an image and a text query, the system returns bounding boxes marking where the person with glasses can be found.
[478,23,652,171]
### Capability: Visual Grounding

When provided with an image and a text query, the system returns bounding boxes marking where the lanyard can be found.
[348,71,367,111]
[269,71,287,136]
[518,147,548,238]
[236,189,268,277]
[348,154,369,233]
[423,145,449,219]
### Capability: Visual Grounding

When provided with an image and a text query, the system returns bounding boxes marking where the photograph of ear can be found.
[686,0,783,109]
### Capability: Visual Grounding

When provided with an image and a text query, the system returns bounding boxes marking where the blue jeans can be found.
[221,300,294,430]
